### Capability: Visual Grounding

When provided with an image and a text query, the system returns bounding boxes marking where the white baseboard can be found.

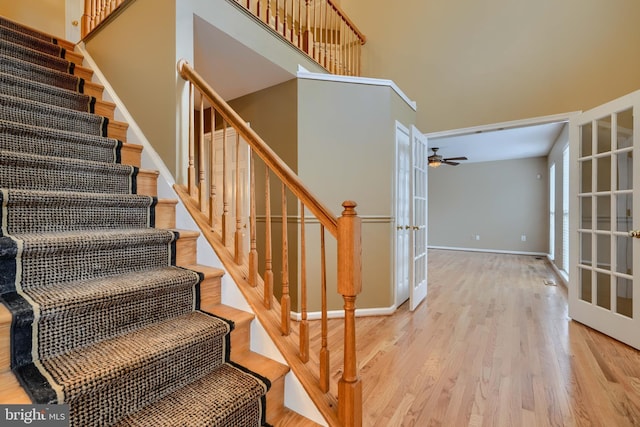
[428,245,548,257]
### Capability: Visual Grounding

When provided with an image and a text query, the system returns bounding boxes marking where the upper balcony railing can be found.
[82,0,366,76]
[234,0,366,76]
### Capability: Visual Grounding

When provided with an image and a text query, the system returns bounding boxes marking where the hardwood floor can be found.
[310,250,640,426]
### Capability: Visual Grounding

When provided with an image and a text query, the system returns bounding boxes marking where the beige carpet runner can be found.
[0,16,270,427]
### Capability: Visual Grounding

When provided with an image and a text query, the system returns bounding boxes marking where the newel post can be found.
[337,201,362,427]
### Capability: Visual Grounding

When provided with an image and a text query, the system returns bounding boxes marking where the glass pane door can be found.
[571,90,640,349]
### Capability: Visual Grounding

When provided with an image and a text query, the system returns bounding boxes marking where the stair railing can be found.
[81,0,131,38]
[177,59,363,426]
[234,0,366,76]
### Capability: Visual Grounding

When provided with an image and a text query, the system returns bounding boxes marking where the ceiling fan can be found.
[428,147,468,168]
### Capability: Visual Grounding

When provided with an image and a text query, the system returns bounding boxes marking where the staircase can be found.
[0,16,316,426]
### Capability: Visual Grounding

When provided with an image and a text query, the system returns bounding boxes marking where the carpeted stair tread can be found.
[0,228,178,289]
[0,188,156,233]
[0,119,122,164]
[0,25,65,59]
[20,267,202,359]
[0,15,272,427]
[0,38,74,75]
[0,149,136,194]
[35,312,235,426]
[0,94,107,136]
[0,54,84,93]
[113,362,270,427]
[0,16,59,45]
[41,311,230,385]
[0,71,95,113]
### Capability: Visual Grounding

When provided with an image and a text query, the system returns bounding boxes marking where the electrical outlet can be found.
[475,235,480,241]
[521,234,527,242]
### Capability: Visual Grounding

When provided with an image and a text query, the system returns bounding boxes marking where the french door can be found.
[410,126,428,310]
[570,90,640,349]
[395,122,428,311]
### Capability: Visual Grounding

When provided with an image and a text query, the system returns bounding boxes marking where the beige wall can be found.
[0,0,66,38]
[84,0,177,175]
[428,157,548,253]
[297,78,416,309]
[340,0,640,133]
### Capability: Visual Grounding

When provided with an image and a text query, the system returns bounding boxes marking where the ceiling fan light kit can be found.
[428,147,468,168]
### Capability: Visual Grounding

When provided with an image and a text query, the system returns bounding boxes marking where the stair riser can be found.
[57,325,230,426]
[0,94,108,137]
[0,265,221,374]
[0,72,97,115]
[1,203,155,234]
[24,284,197,361]
[0,235,177,291]
[0,161,137,195]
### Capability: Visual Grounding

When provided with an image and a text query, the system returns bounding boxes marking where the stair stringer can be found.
[75,43,327,427]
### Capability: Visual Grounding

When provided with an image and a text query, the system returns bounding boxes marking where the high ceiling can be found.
[194,17,568,164]
[426,120,568,164]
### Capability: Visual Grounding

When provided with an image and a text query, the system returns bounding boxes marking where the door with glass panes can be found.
[570,90,640,350]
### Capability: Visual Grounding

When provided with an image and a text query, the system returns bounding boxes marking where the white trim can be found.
[546,254,569,288]
[290,305,397,321]
[428,245,548,257]
[297,65,417,111]
[425,111,581,139]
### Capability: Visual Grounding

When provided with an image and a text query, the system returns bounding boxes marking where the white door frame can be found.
[394,121,411,307]
[569,89,640,350]
[409,126,428,310]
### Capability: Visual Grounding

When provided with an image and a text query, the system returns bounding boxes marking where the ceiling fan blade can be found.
[443,161,460,166]
[443,156,468,161]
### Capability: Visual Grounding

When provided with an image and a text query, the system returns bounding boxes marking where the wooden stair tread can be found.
[83,80,104,99]
[207,303,254,326]
[0,371,31,403]
[234,351,289,384]
[272,408,323,426]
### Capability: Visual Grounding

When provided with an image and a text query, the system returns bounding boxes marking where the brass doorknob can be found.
[629,230,640,238]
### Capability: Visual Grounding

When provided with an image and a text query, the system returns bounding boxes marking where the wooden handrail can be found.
[178,60,338,237]
[178,60,362,425]
[325,0,366,44]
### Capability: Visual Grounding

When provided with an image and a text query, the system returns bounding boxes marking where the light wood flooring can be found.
[309,249,640,426]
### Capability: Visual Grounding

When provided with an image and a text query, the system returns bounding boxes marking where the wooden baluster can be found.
[246,0,251,10]
[264,169,274,309]
[319,224,329,392]
[339,19,344,74]
[302,0,313,55]
[209,108,217,229]
[357,39,361,76]
[297,0,301,46]
[222,124,231,246]
[321,0,326,67]
[82,0,91,37]
[266,0,271,25]
[188,84,196,198]
[283,0,288,39]
[337,201,362,426]
[234,132,243,264]
[248,150,258,286]
[280,183,291,335]
[256,0,261,21]
[199,97,206,211]
[299,201,309,362]
[330,7,336,73]
[274,0,280,30]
